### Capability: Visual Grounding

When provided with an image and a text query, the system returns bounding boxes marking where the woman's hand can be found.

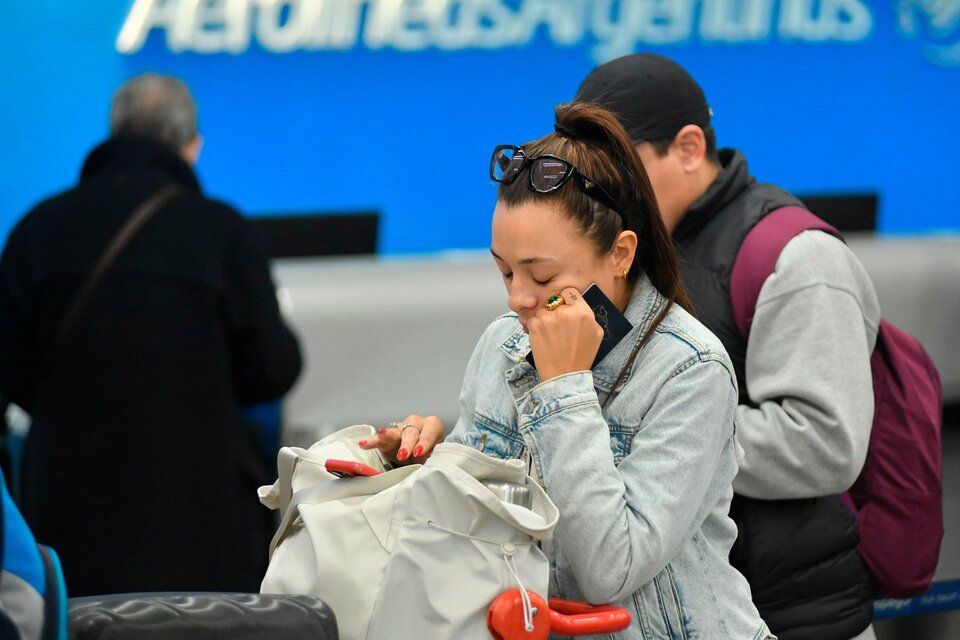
[358,414,445,464]
[528,287,604,382]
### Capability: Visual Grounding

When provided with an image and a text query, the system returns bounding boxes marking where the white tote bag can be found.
[259,425,559,640]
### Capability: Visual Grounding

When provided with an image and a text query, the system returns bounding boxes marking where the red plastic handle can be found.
[487,589,631,639]
[488,590,551,640]
[548,597,631,635]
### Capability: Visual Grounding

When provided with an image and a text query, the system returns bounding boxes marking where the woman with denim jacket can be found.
[361,102,775,639]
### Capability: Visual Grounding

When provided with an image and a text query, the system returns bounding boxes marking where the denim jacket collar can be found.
[497,275,665,393]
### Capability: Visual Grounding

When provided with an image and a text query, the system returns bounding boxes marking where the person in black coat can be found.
[0,73,303,596]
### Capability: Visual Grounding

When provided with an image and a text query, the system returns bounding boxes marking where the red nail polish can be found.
[413,446,423,457]
[358,440,367,446]
[378,428,388,435]
[397,448,408,461]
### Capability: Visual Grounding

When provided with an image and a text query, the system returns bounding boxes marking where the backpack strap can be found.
[729,206,840,340]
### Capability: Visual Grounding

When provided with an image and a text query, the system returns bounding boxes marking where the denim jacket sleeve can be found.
[518,358,739,604]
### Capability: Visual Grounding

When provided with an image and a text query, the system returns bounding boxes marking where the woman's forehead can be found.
[491,201,592,261]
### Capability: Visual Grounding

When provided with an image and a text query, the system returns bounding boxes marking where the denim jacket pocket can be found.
[658,565,690,640]
[632,566,689,640]
[607,423,637,465]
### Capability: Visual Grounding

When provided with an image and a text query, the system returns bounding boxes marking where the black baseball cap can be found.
[575,53,712,143]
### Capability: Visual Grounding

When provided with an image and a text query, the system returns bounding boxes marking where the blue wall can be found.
[2,1,958,255]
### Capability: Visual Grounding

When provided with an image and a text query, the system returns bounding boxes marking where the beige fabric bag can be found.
[259,425,559,640]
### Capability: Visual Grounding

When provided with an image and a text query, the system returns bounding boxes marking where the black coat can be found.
[0,137,302,596]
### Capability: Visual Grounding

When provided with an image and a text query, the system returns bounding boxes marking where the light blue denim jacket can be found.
[447,276,773,640]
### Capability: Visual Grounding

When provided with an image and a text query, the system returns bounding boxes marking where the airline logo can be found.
[115,0,956,66]
[897,0,960,66]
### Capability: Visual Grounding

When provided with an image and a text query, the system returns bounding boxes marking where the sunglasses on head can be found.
[489,144,623,218]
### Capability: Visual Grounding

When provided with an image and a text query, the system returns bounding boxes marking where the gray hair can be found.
[110,73,198,152]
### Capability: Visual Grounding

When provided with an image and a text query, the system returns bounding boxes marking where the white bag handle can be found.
[267,437,560,554]
[269,464,421,556]
[269,425,384,514]
[429,460,558,539]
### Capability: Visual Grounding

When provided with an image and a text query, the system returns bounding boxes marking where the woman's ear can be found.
[611,230,638,274]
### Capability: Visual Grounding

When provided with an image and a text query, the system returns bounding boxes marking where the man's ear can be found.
[672,124,707,172]
[181,135,203,166]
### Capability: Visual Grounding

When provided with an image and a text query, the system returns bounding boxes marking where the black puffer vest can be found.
[673,150,873,639]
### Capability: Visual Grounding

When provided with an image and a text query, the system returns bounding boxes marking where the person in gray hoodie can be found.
[575,53,880,640]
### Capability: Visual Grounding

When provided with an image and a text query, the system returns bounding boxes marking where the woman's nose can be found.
[508,284,538,314]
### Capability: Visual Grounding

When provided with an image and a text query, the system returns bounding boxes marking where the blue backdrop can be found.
[2,1,959,254]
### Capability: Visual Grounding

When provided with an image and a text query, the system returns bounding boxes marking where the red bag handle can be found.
[487,589,631,639]
[548,597,632,635]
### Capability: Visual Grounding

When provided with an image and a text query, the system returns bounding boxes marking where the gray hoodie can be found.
[733,230,881,499]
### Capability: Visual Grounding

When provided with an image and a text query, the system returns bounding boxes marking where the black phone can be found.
[525,283,633,370]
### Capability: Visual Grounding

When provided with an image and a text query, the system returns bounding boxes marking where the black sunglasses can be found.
[489,144,623,218]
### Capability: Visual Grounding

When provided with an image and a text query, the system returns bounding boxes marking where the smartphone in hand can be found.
[325,459,382,478]
[526,283,633,370]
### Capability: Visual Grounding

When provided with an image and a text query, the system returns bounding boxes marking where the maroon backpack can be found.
[729,206,944,599]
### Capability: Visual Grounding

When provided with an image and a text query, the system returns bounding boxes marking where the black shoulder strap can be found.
[48,184,183,365]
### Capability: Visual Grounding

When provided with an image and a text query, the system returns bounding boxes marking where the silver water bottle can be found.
[483,480,533,509]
